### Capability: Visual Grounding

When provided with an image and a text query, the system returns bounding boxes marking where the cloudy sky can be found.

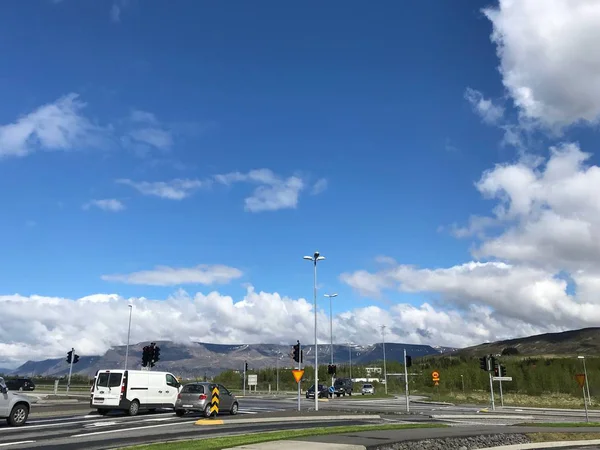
[2,0,600,367]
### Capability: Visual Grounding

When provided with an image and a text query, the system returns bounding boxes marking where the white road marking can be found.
[71,419,198,437]
[0,441,36,447]
[83,421,118,428]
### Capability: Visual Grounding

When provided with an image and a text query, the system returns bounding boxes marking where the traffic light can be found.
[141,345,150,367]
[490,356,497,372]
[292,341,300,362]
[66,350,73,364]
[494,365,499,377]
[153,345,161,363]
[500,365,507,377]
[327,364,337,375]
[479,356,488,371]
[73,354,79,364]
[405,356,412,368]
[245,361,249,372]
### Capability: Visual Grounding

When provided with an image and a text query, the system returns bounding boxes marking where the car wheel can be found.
[175,409,185,417]
[203,404,212,418]
[349,391,352,396]
[127,400,140,416]
[230,402,239,415]
[7,404,28,427]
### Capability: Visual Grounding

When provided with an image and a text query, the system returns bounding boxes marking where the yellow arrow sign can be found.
[292,369,304,383]
[210,385,220,417]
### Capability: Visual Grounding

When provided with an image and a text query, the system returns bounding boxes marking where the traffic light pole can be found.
[243,361,246,397]
[403,348,410,412]
[488,363,496,411]
[499,377,504,407]
[297,342,301,412]
[67,347,74,394]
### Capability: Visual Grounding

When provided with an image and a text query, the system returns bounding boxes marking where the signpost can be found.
[431,371,440,385]
[403,349,410,412]
[248,374,258,392]
[295,342,303,411]
[493,376,512,407]
[576,373,589,422]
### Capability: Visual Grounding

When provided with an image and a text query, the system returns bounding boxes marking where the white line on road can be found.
[71,419,198,437]
[0,441,36,447]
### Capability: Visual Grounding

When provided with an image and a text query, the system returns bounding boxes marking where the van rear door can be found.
[92,371,123,408]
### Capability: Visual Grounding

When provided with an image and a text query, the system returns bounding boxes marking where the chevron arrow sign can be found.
[210,385,220,417]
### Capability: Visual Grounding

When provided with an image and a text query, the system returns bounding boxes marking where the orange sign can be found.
[432,371,440,382]
[292,369,305,383]
[575,373,586,388]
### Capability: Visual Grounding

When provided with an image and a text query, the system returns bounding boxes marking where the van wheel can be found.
[7,404,28,427]
[127,400,140,416]
[230,402,239,415]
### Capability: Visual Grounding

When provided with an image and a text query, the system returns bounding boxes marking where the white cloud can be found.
[128,128,173,150]
[116,178,207,200]
[123,109,174,152]
[311,178,328,195]
[483,0,600,130]
[0,93,106,159]
[0,285,560,368]
[101,264,243,286]
[214,169,305,212]
[83,199,126,212]
[341,141,600,335]
[110,4,121,22]
[464,88,504,125]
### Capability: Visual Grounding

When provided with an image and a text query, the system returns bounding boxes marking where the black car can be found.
[5,377,35,391]
[306,384,329,399]
[333,377,353,397]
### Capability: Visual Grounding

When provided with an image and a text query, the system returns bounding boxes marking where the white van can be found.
[90,369,181,416]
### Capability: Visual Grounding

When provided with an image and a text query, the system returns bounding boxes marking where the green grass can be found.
[528,432,600,442]
[120,423,447,450]
[519,422,600,427]
[431,391,599,409]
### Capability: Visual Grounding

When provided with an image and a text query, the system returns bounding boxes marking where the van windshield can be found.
[96,372,122,388]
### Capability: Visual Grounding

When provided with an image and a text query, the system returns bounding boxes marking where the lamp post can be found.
[381,325,388,394]
[348,341,352,380]
[324,293,338,387]
[304,251,325,412]
[124,304,133,370]
[579,356,591,406]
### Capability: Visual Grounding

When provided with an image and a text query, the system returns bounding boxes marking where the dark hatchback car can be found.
[5,378,35,392]
[306,384,329,399]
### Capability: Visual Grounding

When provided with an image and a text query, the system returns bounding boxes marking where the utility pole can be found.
[348,342,352,380]
[276,354,280,393]
[381,325,388,394]
[243,361,246,397]
[487,356,495,411]
[124,304,133,370]
[67,347,74,394]
[403,348,409,412]
[297,341,302,412]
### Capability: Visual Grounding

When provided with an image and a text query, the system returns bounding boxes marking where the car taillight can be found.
[199,394,207,400]
[178,394,181,399]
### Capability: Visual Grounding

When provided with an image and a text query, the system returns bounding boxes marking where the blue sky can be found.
[3,0,600,364]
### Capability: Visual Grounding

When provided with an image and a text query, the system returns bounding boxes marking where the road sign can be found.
[492,377,513,381]
[576,373,586,388]
[210,385,219,417]
[292,369,304,383]
[328,386,334,394]
[248,374,258,386]
[432,371,440,382]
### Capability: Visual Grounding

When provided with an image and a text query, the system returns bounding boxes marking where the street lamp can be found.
[304,251,325,412]
[348,341,352,380]
[578,356,591,405]
[324,293,338,387]
[124,304,133,370]
[276,352,283,393]
[381,325,388,394]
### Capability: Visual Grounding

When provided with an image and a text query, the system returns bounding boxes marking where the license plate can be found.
[182,404,193,408]
[95,398,104,403]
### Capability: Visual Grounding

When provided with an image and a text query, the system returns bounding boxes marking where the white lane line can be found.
[1,413,175,432]
[0,441,36,448]
[71,419,198,437]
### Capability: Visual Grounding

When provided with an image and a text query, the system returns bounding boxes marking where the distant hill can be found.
[6,341,457,378]
[446,327,600,358]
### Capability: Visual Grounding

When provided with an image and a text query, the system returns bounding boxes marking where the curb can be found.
[224,440,367,449]
[412,400,455,406]
[195,414,381,426]
[483,439,600,449]
[430,414,535,420]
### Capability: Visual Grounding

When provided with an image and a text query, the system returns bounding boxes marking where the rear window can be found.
[181,384,205,394]
[96,372,122,388]
[363,384,373,388]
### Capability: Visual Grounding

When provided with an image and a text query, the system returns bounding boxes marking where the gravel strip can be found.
[374,433,531,449]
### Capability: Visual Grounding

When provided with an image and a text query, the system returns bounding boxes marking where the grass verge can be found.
[527,432,600,442]
[519,422,600,427]
[121,423,447,450]
[428,391,599,409]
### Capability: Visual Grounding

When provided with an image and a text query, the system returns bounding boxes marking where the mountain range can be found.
[3,342,457,378]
